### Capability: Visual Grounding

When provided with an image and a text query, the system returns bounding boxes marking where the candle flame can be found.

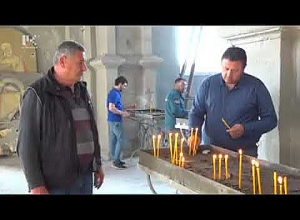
[224,154,228,159]
[213,154,217,159]
[218,154,222,159]
[175,133,179,137]
[180,152,183,157]
[251,159,256,166]
[153,135,156,138]
[238,149,242,154]
[255,161,259,168]
[157,134,161,139]
[278,176,283,184]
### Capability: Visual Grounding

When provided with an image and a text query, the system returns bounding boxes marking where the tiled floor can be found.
[0,155,177,194]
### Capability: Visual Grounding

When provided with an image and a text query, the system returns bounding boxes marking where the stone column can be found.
[138,26,163,109]
[90,26,125,160]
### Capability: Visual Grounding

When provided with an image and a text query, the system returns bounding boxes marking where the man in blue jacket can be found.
[188,46,277,157]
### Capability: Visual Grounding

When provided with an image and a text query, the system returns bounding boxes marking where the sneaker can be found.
[111,161,127,170]
[119,160,125,165]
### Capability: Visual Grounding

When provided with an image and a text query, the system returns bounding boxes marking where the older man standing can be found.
[17,40,104,194]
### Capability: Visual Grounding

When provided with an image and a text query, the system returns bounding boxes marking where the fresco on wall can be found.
[0,27,40,155]
[0,28,37,73]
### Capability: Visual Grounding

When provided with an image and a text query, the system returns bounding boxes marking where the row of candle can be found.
[212,154,229,180]
[273,172,288,194]
[226,149,289,194]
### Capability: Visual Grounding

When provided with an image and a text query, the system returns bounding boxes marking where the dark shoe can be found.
[119,160,125,165]
[111,161,127,170]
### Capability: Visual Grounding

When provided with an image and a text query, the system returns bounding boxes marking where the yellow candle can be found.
[169,133,173,163]
[238,149,243,189]
[157,134,161,158]
[181,157,185,168]
[251,159,256,194]
[224,154,229,179]
[193,128,199,156]
[173,133,179,164]
[189,128,194,156]
[255,161,262,194]
[278,176,283,195]
[152,135,156,157]
[179,152,183,167]
[283,176,288,195]
[218,154,222,179]
[212,154,217,180]
[273,171,277,195]
[180,138,184,154]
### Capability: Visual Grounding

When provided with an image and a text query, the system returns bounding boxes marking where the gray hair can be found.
[53,40,85,65]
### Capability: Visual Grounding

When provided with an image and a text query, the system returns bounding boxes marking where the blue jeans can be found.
[49,172,93,194]
[108,121,124,163]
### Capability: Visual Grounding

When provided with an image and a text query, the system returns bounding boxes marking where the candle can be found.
[169,133,173,163]
[181,157,185,168]
[157,134,161,158]
[173,133,179,164]
[218,154,222,179]
[224,154,229,179]
[180,138,184,154]
[278,176,283,195]
[189,128,194,156]
[179,152,183,167]
[213,154,217,180]
[273,171,277,195]
[283,176,288,195]
[255,161,262,194]
[238,149,243,189]
[251,159,256,194]
[152,135,156,157]
[193,128,199,156]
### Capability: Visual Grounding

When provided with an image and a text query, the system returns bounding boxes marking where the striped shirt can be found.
[60,84,95,173]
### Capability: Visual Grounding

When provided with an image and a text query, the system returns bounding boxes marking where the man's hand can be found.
[122,111,131,118]
[30,186,49,194]
[94,167,105,189]
[226,123,244,139]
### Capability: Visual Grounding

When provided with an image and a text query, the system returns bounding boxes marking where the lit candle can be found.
[273,171,277,195]
[278,176,283,195]
[152,135,156,157]
[193,128,199,156]
[181,157,185,168]
[224,154,229,179]
[157,134,161,158]
[283,176,288,195]
[251,159,256,194]
[212,154,217,180]
[238,149,243,189]
[218,154,222,179]
[169,133,173,163]
[189,128,194,156]
[180,138,184,154]
[179,152,183,167]
[173,133,179,164]
[255,161,262,194]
